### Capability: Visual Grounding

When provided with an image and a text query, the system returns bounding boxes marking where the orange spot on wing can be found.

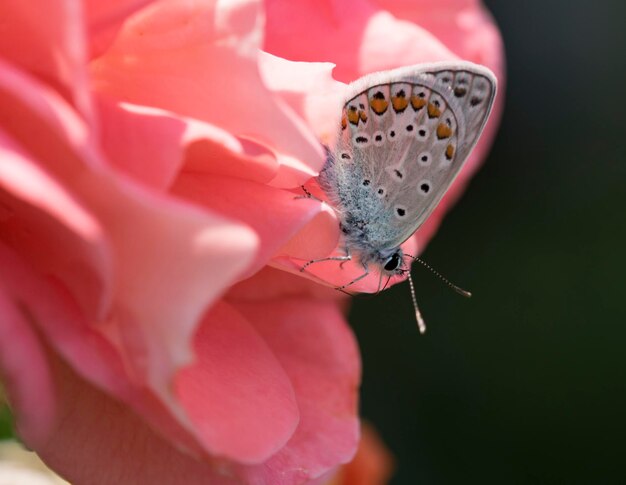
[445,144,455,160]
[341,115,347,130]
[359,110,368,123]
[391,95,408,113]
[427,103,441,118]
[347,107,360,125]
[410,96,426,110]
[370,98,388,115]
[437,123,453,139]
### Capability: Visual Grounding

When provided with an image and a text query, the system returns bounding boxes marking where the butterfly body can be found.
[316,61,497,282]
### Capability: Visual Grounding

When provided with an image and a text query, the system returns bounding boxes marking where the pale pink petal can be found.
[258,53,344,148]
[231,297,361,483]
[183,128,279,185]
[91,0,324,187]
[371,0,505,72]
[175,301,299,463]
[0,59,101,175]
[264,0,455,82]
[95,96,187,190]
[96,96,279,190]
[172,173,340,276]
[0,276,56,448]
[0,0,92,120]
[85,0,155,57]
[0,132,112,320]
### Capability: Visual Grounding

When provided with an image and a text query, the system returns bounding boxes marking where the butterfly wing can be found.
[327,61,496,250]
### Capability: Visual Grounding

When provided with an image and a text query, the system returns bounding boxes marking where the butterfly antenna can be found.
[406,271,426,334]
[405,254,472,298]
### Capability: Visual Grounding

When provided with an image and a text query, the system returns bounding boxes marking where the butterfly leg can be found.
[294,185,323,202]
[335,263,370,291]
[339,247,352,269]
[300,251,352,272]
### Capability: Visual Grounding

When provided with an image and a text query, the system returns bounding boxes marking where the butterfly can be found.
[303,61,497,332]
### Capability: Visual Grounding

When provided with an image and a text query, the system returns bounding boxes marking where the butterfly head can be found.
[378,248,405,276]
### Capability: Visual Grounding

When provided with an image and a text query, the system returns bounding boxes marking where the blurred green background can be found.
[352,0,626,483]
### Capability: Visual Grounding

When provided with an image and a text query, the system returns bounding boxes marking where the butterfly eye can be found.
[383,252,402,272]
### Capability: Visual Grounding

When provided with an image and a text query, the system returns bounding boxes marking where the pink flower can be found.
[0,1,503,484]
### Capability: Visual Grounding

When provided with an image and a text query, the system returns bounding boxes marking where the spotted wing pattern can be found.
[325,62,496,250]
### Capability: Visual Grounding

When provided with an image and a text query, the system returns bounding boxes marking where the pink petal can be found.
[1,54,262,444]
[0,58,101,177]
[231,297,361,483]
[174,301,299,463]
[371,0,505,72]
[264,0,455,82]
[75,175,259,409]
[96,96,279,190]
[0,0,92,120]
[32,347,242,485]
[91,0,324,187]
[0,274,56,448]
[95,96,187,190]
[0,243,223,459]
[183,128,279,185]
[172,173,339,276]
[258,52,345,149]
[30,296,358,485]
[0,131,112,320]
[85,0,155,57]
[228,266,347,304]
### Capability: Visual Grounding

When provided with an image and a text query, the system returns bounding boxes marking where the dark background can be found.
[352,0,626,483]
